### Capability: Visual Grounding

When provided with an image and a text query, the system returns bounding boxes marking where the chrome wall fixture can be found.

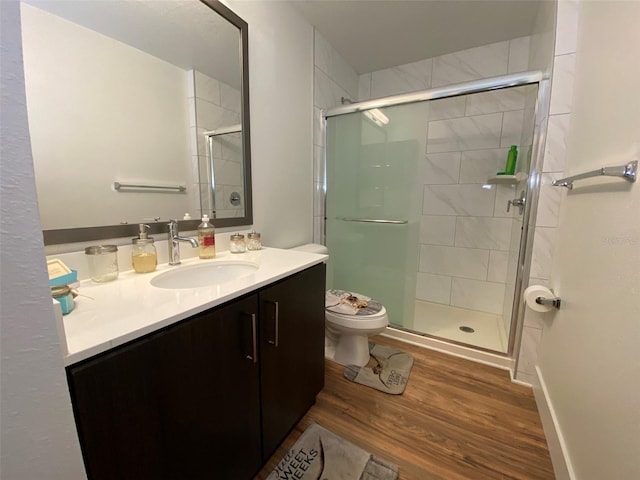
[340,217,408,225]
[535,294,562,310]
[552,160,637,190]
[229,192,241,206]
[325,71,544,118]
[113,182,186,192]
[203,124,242,137]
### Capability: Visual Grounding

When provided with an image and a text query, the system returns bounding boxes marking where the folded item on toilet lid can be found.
[326,289,382,316]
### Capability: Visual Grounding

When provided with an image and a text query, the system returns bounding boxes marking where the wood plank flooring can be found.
[255,335,554,480]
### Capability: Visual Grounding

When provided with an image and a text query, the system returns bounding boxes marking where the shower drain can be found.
[459,326,475,333]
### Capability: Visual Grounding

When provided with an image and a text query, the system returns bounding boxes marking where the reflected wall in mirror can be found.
[21,0,252,245]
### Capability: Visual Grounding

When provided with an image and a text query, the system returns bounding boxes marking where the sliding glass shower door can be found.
[325,82,539,354]
[325,102,429,329]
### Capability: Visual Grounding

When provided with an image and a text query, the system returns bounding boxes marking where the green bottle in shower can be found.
[505,145,518,175]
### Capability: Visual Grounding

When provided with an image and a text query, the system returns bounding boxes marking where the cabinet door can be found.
[68,294,262,480]
[259,263,326,461]
[167,294,262,479]
[69,322,173,479]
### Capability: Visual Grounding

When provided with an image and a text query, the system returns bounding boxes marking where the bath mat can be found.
[266,423,398,480]
[344,343,413,395]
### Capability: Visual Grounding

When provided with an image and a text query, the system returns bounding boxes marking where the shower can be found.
[322,71,548,358]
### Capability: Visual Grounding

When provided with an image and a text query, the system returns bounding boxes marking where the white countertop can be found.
[61,247,327,366]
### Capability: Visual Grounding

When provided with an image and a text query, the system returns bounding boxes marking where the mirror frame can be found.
[41,0,252,245]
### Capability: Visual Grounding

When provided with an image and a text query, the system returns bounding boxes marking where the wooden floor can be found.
[255,335,554,480]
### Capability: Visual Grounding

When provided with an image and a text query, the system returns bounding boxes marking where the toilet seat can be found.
[323,289,389,367]
[325,307,388,330]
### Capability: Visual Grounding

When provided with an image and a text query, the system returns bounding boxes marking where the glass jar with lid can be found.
[229,233,246,253]
[247,231,261,251]
[85,245,119,282]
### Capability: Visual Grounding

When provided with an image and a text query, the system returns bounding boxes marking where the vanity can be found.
[62,248,327,480]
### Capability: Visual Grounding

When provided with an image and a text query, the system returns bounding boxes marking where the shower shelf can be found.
[485,172,528,185]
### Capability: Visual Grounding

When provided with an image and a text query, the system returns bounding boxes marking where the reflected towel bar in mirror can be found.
[114,182,186,192]
[552,160,637,190]
[204,124,242,137]
[340,217,408,224]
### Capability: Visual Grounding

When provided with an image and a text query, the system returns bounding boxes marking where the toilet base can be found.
[326,333,371,367]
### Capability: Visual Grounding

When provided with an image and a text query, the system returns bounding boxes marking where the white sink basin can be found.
[150,261,258,289]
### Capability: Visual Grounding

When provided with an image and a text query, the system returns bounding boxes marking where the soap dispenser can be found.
[198,214,215,259]
[132,224,157,273]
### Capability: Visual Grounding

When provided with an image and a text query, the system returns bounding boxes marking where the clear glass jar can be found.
[229,233,246,253]
[247,231,262,251]
[85,245,119,282]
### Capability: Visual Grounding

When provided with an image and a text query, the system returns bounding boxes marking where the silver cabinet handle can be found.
[265,300,279,347]
[245,313,257,363]
[340,217,407,224]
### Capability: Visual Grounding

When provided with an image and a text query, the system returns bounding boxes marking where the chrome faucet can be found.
[168,219,198,265]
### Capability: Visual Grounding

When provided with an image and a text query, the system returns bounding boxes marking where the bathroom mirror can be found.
[21,0,252,245]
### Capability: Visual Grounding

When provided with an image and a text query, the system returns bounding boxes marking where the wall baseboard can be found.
[533,366,576,480]
[381,327,515,371]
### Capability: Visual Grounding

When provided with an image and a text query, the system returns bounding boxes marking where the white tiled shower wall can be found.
[188,70,243,219]
[416,87,534,317]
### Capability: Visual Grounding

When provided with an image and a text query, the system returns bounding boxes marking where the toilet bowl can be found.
[291,244,389,367]
[325,298,388,367]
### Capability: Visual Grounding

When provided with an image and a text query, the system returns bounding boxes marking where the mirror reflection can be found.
[20,0,251,243]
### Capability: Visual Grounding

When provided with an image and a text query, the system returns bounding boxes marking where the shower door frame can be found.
[323,70,551,361]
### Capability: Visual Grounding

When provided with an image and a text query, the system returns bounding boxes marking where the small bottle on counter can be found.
[198,214,215,259]
[229,233,246,253]
[247,231,262,250]
[131,224,157,273]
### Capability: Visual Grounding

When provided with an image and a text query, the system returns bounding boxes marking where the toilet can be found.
[291,244,389,367]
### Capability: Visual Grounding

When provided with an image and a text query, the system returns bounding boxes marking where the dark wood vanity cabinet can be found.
[259,263,326,461]
[67,263,325,480]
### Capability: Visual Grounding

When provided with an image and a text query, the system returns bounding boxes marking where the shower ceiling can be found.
[288,0,542,74]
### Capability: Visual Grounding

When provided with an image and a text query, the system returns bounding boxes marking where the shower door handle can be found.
[506,191,526,214]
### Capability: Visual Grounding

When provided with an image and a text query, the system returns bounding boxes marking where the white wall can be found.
[222,0,314,248]
[536,1,640,478]
[0,1,86,477]
[21,4,195,229]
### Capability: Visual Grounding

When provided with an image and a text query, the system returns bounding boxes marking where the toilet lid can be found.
[325,289,383,316]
